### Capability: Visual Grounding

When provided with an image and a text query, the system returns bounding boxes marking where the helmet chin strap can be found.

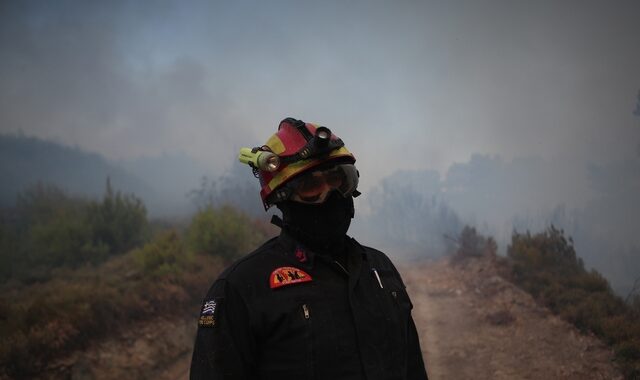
[270,214,284,228]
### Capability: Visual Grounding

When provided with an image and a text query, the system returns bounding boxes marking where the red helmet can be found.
[238,118,357,210]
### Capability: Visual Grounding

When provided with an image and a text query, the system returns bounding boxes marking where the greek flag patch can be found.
[202,300,217,315]
[199,299,219,328]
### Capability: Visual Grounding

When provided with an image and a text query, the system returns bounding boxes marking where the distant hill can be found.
[0,133,266,217]
[0,133,151,206]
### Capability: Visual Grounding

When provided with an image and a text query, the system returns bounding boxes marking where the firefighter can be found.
[190,118,428,379]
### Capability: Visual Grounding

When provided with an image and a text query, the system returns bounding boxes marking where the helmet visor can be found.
[289,164,359,204]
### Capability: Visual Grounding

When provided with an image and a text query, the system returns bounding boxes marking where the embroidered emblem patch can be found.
[294,247,307,263]
[270,266,312,289]
[198,299,218,328]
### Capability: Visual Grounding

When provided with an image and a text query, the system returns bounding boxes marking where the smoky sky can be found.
[2,0,640,193]
[2,0,640,292]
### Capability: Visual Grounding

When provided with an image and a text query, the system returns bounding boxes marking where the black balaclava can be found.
[277,191,354,254]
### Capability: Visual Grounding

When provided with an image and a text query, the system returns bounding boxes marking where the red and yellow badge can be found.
[269,266,312,289]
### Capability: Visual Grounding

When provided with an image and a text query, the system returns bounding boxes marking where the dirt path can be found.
[401,257,623,380]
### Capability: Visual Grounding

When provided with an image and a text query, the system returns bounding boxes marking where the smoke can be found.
[366,152,640,294]
[0,1,252,175]
[2,0,640,289]
[351,169,462,259]
[4,1,639,187]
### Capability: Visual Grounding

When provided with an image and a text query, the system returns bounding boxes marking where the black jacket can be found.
[190,232,428,379]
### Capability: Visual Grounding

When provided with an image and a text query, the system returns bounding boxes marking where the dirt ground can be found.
[403,256,623,380]
[44,256,624,380]
[43,318,195,380]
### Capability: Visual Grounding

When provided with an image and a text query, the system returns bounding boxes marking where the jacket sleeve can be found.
[389,260,429,380]
[190,279,257,380]
[407,314,429,379]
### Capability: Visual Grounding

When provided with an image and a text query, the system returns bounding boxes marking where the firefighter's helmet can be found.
[238,117,358,210]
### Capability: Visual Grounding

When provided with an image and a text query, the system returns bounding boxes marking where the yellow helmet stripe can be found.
[265,134,286,155]
[266,147,353,191]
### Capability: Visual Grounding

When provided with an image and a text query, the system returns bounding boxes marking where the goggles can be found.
[280,164,359,205]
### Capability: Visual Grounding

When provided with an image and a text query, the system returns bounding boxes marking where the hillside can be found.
[34,255,624,380]
[0,134,214,216]
[408,256,623,379]
[0,134,149,206]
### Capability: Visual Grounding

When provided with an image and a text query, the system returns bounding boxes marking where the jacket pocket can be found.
[258,302,315,379]
[390,288,413,311]
[378,272,412,376]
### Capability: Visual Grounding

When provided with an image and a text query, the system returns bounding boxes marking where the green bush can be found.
[187,205,267,260]
[5,183,104,272]
[0,222,19,279]
[86,179,149,255]
[29,215,110,267]
[133,230,191,277]
[0,180,149,281]
[15,182,83,228]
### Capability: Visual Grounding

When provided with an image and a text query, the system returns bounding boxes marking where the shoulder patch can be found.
[270,266,312,289]
[198,299,220,328]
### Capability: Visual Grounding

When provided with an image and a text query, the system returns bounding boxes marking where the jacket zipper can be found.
[334,260,349,275]
[302,303,310,320]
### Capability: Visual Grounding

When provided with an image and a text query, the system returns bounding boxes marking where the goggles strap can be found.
[280,117,314,141]
[278,118,344,164]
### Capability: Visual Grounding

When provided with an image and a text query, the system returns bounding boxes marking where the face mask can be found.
[278,192,354,252]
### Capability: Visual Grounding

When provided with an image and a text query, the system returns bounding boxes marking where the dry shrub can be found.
[450,225,497,265]
[507,226,640,379]
[0,229,225,378]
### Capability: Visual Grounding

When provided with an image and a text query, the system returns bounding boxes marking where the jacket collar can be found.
[276,230,318,269]
[276,230,367,272]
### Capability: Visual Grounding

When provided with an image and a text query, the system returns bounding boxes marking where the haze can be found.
[1,0,639,292]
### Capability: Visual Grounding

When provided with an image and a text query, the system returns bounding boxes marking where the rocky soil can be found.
[39,255,624,379]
